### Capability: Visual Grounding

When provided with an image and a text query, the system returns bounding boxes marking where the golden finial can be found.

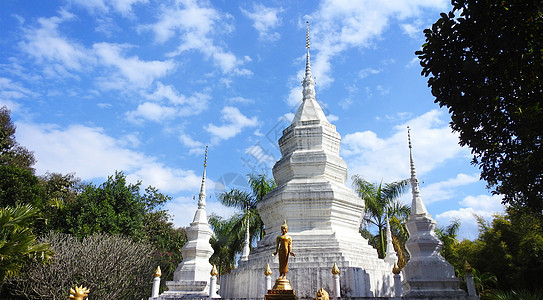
[69,285,90,300]
[211,265,219,276]
[306,21,310,49]
[392,262,401,275]
[331,262,340,275]
[407,126,412,149]
[264,263,272,276]
[154,266,162,278]
[204,145,208,167]
[316,287,329,300]
[463,260,473,274]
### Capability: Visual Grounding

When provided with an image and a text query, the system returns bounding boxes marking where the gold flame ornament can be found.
[316,287,329,300]
[264,263,272,276]
[154,266,162,277]
[331,262,340,275]
[69,285,90,300]
[211,265,219,276]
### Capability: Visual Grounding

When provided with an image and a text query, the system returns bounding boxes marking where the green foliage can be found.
[352,175,409,259]
[218,172,276,265]
[483,289,543,300]
[435,219,460,263]
[144,210,186,292]
[4,232,155,299]
[0,106,35,171]
[0,205,52,283]
[417,0,543,213]
[0,164,43,209]
[446,210,543,293]
[209,213,242,276]
[63,171,170,241]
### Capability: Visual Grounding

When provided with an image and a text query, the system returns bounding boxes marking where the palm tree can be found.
[218,173,276,261]
[208,213,242,276]
[352,175,409,259]
[0,204,52,284]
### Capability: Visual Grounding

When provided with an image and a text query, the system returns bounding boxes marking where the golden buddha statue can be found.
[271,220,295,290]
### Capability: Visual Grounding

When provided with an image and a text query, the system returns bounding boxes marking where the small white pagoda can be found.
[155,147,216,299]
[402,129,471,299]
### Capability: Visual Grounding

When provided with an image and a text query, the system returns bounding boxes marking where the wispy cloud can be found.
[342,109,466,182]
[19,10,93,77]
[70,0,149,16]
[241,3,284,42]
[206,106,258,142]
[142,0,250,75]
[15,121,202,194]
[93,42,175,88]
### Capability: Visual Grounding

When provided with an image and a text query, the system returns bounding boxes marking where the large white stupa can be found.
[220,24,395,299]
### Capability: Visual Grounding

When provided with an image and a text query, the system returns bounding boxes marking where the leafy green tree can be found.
[218,173,275,259]
[352,175,409,258]
[416,0,543,213]
[0,106,35,171]
[208,213,242,276]
[0,164,43,209]
[0,205,52,285]
[63,171,170,241]
[436,219,460,263]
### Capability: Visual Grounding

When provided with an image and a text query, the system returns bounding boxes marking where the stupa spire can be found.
[198,146,208,209]
[240,217,250,262]
[408,128,429,215]
[302,21,316,102]
[384,212,398,266]
[291,21,328,124]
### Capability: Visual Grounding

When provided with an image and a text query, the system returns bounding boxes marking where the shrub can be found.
[4,232,156,299]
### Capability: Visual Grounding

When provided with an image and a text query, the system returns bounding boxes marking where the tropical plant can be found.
[218,173,275,259]
[352,175,409,259]
[0,205,52,285]
[4,232,156,299]
[436,219,461,262]
[208,213,242,276]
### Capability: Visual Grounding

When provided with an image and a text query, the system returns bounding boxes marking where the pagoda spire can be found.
[384,212,398,266]
[408,127,429,216]
[198,146,208,209]
[302,21,316,102]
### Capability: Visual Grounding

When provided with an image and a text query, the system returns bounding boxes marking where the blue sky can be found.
[0,0,504,240]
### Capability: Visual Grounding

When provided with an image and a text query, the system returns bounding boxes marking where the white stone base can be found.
[151,280,209,299]
[220,229,395,299]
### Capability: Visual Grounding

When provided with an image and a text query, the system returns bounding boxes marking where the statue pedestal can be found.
[266,278,297,300]
[265,289,297,300]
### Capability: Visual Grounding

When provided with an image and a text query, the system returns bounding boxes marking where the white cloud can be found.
[241,4,284,42]
[436,194,505,240]
[0,77,36,101]
[284,0,447,106]
[142,0,249,75]
[166,197,236,228]
[93,43,175,88]
[71,0,148,16]
[15,122,202,194]
[420,173,480,204]
[179,133,205,155]
[125,83,210,124]
[342,109,467,182]
[19,10,93,77]
[205,106,258,142]
[359,67,382,79]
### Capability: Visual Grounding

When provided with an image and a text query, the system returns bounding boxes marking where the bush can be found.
[3,232,156,299]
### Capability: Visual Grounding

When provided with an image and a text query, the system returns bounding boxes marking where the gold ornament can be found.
[69,285,90,300]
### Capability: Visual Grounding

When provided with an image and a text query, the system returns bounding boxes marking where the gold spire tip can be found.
[306,21,310,49]
[211,265,219,276]
[264,263,272,276]
[154,266,162,277]
[331,262,340,274]
[204,145,208,167]
[407,127,412,149]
